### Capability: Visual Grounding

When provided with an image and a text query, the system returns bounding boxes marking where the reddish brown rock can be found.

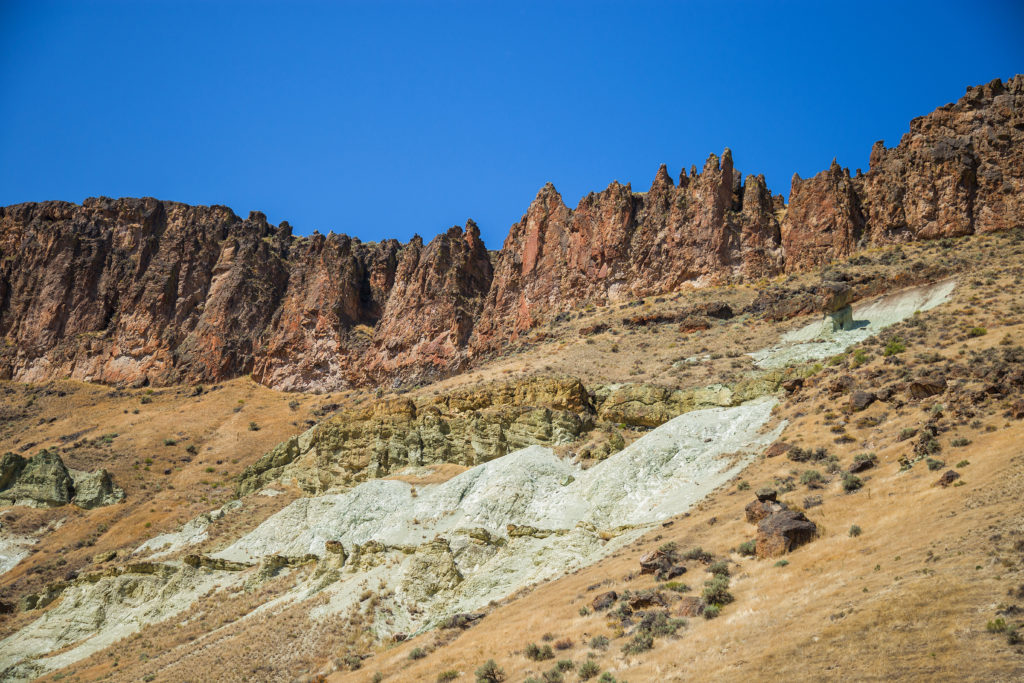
[591,590,618,611]
[765,441,793,458]
[756,509,818,558]
[471,153,785,353]
[677,596,705,617]
[745,498,785,525]
[366,222,493,384]
[936,470,961,487]
[850,390,876,412]
[1,75,1021,391]
[907,377,948,399]
[782,160,865,272]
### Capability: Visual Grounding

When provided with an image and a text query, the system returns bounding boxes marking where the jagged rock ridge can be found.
[0,76,1020,390]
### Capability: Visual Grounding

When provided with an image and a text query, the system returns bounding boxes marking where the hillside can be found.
[0,76,1022,683]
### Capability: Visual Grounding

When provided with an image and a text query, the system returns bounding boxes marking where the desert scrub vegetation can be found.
[621,610,686,655]
[737,539,756,556]
[702,575,734,618]
[525,642,555,661]
[842,473,863,492]
[883,336,906,356]
[475,658,506,682]
[578,657,601,679]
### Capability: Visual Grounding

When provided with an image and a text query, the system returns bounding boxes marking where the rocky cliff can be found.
[1,76,1021,390]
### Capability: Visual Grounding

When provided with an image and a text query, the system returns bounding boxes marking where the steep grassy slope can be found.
[1,228,1022,682]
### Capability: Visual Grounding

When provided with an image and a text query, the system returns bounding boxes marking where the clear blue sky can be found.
[1,1,1021,248]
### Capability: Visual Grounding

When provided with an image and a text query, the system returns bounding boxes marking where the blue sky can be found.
[1,1,1021,248]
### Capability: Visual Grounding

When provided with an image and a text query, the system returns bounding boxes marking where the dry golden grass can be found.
[10,228,1024,681]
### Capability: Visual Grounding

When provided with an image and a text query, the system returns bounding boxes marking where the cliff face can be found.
[1,75,1021,390]
[471,152,784,351]
[782,76,1024,268]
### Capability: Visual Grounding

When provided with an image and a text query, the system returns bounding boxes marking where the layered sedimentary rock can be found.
[0,76,1020,390]
[237,376,596,495]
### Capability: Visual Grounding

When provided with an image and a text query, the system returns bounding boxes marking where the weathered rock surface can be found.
[1,76,1020,390]
[0,451,123,509]
[755,509,818,558]
[69,468,125,509]
[237,377,597,495]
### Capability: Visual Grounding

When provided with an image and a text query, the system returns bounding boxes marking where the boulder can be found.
[765,442,793,458]
[71,469,125,509]
[702,302,734,320]
[591,590,618,611]
[441,612,483,629]
[677,596,705,617]
[638,550,685,580]
[850,391,876,412]
[819,281,854,314]
[0,451,74,507]
[627,590,668,610]
[936,470,961,487]
[781,378,804,394]
[907,377,947,399]
[756,509,817,558]
[745,498,785,524]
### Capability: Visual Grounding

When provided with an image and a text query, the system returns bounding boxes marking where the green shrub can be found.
[621,631,654,655]
[703,604,720,619]
[163,438,176,446]
[702,576,733,606]
[541,669,564,683]
[849,525,862,537]
[578,659,601,680]
[708,560,730,577]
[951,437,971,447]
[853,453,877,467]
[925,458,945,471]
[987,618,1007,633]
[842,473,863,492]
[437,671,459,682]
[525,643,554,661]
[248,421,260,431]
[738,540,757,557]
[588,635,609,651]
[663,581,689,592]
[774,559,790,567]
[409,647,426,660]
[956,460,970,468]
[883,337,906,356]
[682,547,712,562]
[800,469,825,488]
[555,659,574,671]
[475,659,506,683]
[967,327,987,337]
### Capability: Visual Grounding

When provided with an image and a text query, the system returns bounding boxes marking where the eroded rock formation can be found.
[0,450,124,508]
[1,76,1020,390]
